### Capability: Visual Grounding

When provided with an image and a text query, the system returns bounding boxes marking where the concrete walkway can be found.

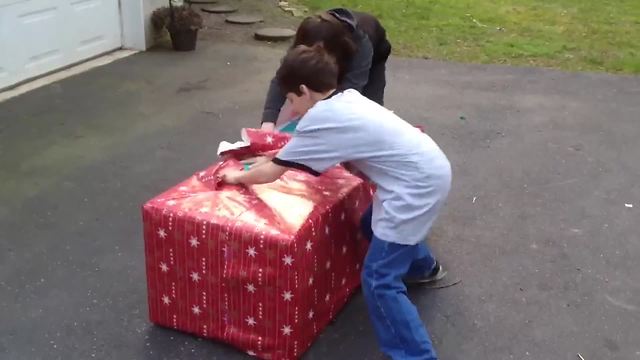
[1,38,639,360]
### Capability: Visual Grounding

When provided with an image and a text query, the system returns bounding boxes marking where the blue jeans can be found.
[360,206,437,278]
[360,205,438,360]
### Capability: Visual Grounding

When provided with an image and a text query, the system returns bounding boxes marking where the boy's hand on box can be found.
[260,122,276,132]
[221,169,243,185]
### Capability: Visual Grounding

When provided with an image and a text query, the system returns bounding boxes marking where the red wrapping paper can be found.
[142,130,373,359]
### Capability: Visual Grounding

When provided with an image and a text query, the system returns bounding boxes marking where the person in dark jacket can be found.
[260,8,392,131]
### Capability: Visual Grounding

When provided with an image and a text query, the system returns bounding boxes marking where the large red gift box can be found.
[142,130,373,359]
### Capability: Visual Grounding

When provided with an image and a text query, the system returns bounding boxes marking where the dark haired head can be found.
[294,12,357,80]
[276,44,339,96]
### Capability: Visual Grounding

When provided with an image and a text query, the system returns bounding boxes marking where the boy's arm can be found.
[222,161,287,186]
[241,154,274,168]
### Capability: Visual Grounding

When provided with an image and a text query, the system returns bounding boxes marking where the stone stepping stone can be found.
[254,28,296,42]
[201,5,238,14]
[225,14,264,25]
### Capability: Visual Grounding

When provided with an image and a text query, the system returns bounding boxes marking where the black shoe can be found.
[404,261,447,286]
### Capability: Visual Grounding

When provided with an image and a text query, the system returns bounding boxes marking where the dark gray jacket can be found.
[261,8,391,124]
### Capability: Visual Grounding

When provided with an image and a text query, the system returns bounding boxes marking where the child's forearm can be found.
[242,153,276,168]
[253,155,274,167]
[236,161,287,185]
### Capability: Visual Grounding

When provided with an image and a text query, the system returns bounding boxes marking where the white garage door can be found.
[0,0,122,89]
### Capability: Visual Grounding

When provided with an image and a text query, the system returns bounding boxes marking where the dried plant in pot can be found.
[151,3,204,51]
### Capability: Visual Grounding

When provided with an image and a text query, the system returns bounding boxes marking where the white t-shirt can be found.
[273,89,451,245]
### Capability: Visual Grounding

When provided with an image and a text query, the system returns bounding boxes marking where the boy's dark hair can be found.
[294,13,357,81]
[276,44,339,96]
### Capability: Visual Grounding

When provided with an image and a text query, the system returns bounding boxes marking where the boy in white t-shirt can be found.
[222,44,451,360]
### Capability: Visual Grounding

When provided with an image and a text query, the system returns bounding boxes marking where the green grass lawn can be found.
[297,0,640,74]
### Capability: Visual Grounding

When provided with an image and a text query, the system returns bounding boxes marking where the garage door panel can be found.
[0,0,68,87]
[69,0,98,10]
[0,8,13,85]
[0,0,121,89]
[0,67,9,86]
[18,4,56,22]
[0,0,29,7]
[0,7,12,84]
[69,0,121,59]
[15,3,67,75]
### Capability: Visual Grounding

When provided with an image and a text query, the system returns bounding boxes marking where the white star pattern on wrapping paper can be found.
[305,241,312,251]
[190,272,201,282]
[167,200,177,206]
[308,310,314,319]
[247,350,257,356]
[282,255,294,266]
[282,290,293,302]
[341,277,347,285]
[189,236,200,248]
[246,246,257,258]
[341,212,345,221]
[281,325,293,336]
[342,245,347,254]
[192,305,202,315]
[245,316,257,326]
[199,207,210,213]
[162,295,171,305]
[325,260,331,269]
[266,135,274,144]
[256,219,268,228]
[325,294,330,302]
[308,277,314,286]
[159,262,169,273]
[325,226,329,235]
[246,283,256,293]
[157,228,167,239]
